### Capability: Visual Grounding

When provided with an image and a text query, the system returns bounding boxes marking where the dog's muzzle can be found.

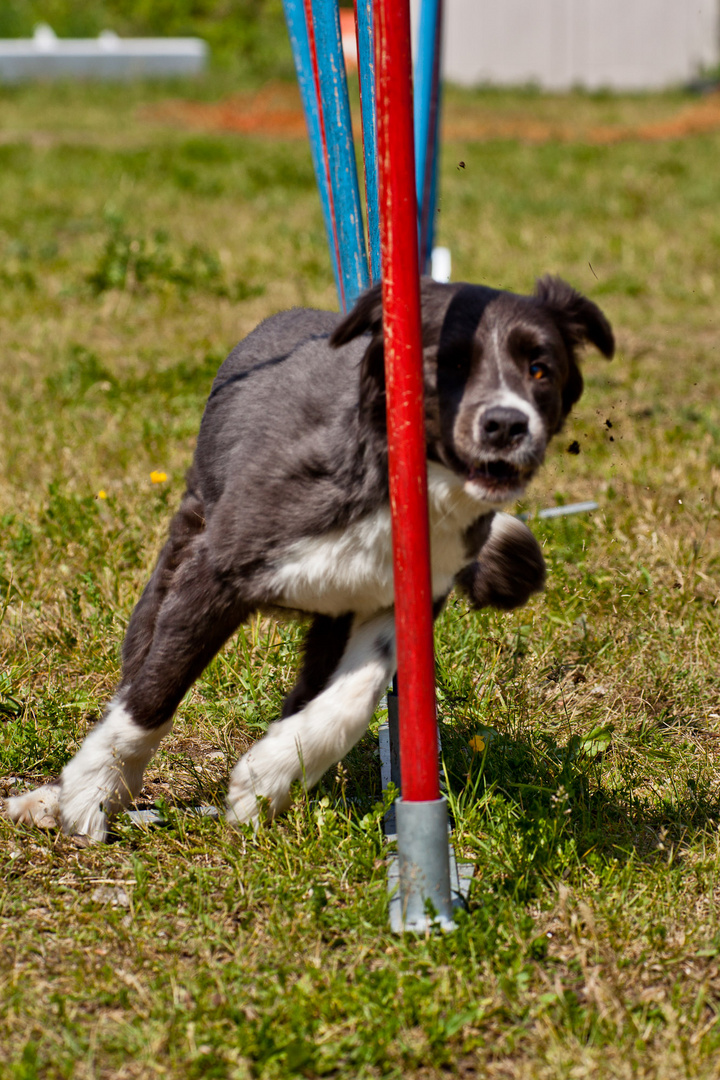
[479,406,530,451]
[463,405,543,500]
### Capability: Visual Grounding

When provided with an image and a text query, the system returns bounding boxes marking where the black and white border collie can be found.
[5,276,613,840]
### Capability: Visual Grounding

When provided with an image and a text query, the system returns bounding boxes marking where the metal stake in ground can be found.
[374,0,455,932]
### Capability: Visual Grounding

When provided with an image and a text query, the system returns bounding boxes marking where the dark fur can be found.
[456,519,547,611]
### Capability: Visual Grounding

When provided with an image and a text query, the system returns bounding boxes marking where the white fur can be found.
[271,506,395,616]
[488,510,533,546]
[56,700,171,840]
[271,462,497,617]
[227,611,396,824]
[5,783,61,829]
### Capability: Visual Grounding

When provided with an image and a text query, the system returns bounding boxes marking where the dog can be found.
[5,276,613,840]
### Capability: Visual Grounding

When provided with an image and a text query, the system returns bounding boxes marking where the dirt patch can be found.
[146,82,720,144]
[145,82,310,139]
[447,91,720,144]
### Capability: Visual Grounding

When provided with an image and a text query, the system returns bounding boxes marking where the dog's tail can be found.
[120,467,207,684]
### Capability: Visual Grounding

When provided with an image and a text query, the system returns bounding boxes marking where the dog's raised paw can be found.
[4,783,61,829]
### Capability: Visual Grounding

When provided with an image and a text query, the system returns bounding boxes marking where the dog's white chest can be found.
[270,463,492,616]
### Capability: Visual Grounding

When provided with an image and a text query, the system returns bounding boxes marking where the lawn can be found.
[1,71,720,1079]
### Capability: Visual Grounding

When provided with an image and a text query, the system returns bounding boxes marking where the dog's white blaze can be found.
[57,699,171,840]
[227,612,396,824]
[485,325,545,442]
[271,462,496,615]
[490,326,508,389]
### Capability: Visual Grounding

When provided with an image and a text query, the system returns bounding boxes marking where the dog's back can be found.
[193,308,389,564]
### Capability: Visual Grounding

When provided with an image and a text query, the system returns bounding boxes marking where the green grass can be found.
[2,72,720,1078]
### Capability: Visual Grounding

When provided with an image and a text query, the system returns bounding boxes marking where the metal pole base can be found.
[389,795,465,933]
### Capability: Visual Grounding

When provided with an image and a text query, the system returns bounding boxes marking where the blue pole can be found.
[282,0,343,301]
[311,0,370,309]
[414,0,443,274]
[354,0,381,283]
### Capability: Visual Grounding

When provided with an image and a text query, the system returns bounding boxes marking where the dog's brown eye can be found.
[529,362,548,380]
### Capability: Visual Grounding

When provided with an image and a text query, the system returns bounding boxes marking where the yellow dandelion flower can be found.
[97,490,108,500]
[150,471,167,484]
[469,735,486,754]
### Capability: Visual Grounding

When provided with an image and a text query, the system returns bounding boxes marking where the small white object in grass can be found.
[92,885,130,908]
[518,500,599,521]
[0,27,208,82]
[125,805,219,826]
[431,247,452,283]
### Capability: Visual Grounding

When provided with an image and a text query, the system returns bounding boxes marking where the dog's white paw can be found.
[226,745,295,826]
[4,781,108,840]
[4,783,61,830]
[58,788,109,842]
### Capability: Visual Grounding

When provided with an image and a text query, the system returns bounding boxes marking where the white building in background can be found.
[0,25,207,82]
[415,0,719,91]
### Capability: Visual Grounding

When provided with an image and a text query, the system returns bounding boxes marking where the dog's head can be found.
[331,275,614,505]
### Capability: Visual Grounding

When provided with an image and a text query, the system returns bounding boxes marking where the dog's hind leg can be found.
[227,610,396,825]
[7,536,249,840]
[121,468,206,684]
[279,613,354,719]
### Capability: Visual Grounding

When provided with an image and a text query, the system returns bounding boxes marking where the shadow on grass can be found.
[432,715,720,900]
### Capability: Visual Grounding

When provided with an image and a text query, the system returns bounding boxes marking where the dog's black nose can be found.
[481,407,529,448]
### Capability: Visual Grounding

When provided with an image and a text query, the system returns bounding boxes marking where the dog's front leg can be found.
[227,610,396,825]
[456,512,546,611]
[59,701,173,839]
[4,783,63,830]
[5,701,172,841]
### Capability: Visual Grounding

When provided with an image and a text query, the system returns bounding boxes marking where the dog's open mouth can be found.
[466,458,534,497]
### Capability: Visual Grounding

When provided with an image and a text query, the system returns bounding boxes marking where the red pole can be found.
[374,0,439,803]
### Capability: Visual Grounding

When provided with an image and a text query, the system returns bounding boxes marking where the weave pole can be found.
[284,0,445,303]
[283,0,457,928]
[355,0,444,285]
[283,0,370,310]
[413,0,443,273]
[282,0,341,298]
[374,0,455,930]
[354,0,381,283]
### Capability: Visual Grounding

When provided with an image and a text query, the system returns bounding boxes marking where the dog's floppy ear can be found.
[534,275,614,414]
[329,278,453,424]
[535,275,614,357]
[330,283,386,424]
[329,282,384,347]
